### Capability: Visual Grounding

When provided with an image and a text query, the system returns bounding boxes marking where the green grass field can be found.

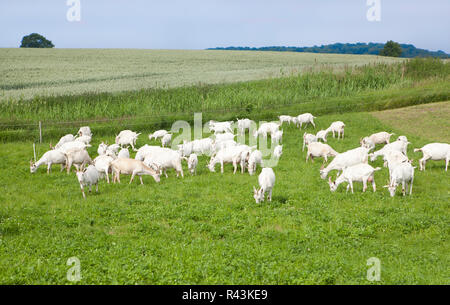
[0,49,401,101]
[0,51,448,284]
[0,106,448,284]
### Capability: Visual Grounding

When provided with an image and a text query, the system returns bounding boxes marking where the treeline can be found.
[208,42,449,58]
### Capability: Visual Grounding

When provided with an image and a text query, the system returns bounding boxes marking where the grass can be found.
[0,49,402,101]
[372,101,450,142]
[1,58,449,142]
[0,111,449,284]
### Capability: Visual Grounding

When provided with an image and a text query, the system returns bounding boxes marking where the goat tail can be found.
[413,148,422,153]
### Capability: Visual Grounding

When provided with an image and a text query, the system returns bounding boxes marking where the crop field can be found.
[0,107,449,284]
[0,51,449,285]
[0,49,402,101]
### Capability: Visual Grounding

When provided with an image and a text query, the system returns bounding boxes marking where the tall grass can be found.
[0,58,448,142]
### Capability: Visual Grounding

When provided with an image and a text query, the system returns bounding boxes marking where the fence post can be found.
[39,121,42,143]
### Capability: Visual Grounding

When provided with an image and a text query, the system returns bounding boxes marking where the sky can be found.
[0,0,449,52]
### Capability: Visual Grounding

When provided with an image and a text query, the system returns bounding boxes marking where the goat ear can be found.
[320,164,325,170]
[382,185,389,188]
[30,159,33,166]
[328,177,332,183]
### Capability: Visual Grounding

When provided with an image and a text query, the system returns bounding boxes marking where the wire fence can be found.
[0,95,445,143]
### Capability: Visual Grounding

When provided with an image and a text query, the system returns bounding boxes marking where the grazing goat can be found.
[303,132,317,151]
[253,122,280,139]
[328,164,381,193]
[115,130,140,151]
[248,150,263,175]
[185,153,198,175]
[320,147,369,179]
[271,130,283,143]
[273,145,283,159]
[143,148,184,178]
[161,133,172,148]
[295,113,316,129]
[361,132,393,149]
[383,150,409,177]
[370,137,410,161]
[30,150,67,174]
[253,168,276,203]
[327,121,345,139]
[208,145,249,174]
[414,143,450,171]
[76,165,100,199]
[316,129,329,143]
[306,142,338,163]
[64,149,93,174]
[384,162,415,197]
[149,130,169,141]
[278,115,293,125]
[111,158,161,184]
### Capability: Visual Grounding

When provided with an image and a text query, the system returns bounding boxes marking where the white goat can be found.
[383,150,409,177]
[30,150,67,174]
[75,135,92,145]
[248,150,263,175]
[161,133,172,148]
[253,122,280,139]
[149,130,169,141]
[237,118,253,134]
[295,113,316,129]
[303,132,317,151]
[362,132,393,147]
[327,121,345,139]
[76,165,100,199]
[316,129,329,143]
[306,142,338,163]
[253,168,276,203]
[185,153,198,175]
[93,154,115,183]
[77,126,92,137]
[115,130,140,151]
[143,148,184,178]
[207,145,248,174]
[215,132,236,143]
[117,147,130,159]
[328,164,381,193]
[211,139,237,154]
[370,137,410,161]
[273,145,283,159]
[111,158,161,184]
[209,121,233,134]
[54,134,77,149]
[271,130,283,143]
[384,162,415,197]
[320,147,370,179]
[64,149,93,174]
[414,143,450,171]
[279,115,293,125]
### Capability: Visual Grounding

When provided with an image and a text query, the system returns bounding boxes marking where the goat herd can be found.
[29,113,449,201]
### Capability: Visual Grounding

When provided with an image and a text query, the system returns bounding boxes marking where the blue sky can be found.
[1,0,449,52]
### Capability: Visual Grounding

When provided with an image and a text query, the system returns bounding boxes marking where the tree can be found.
[20,33,54,48]
[379,40,402,57]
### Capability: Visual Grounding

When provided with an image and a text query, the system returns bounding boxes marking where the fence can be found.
[0,92,447,143]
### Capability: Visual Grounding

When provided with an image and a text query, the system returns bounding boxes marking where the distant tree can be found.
[379,40,402,57]
[20,33,54,48]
